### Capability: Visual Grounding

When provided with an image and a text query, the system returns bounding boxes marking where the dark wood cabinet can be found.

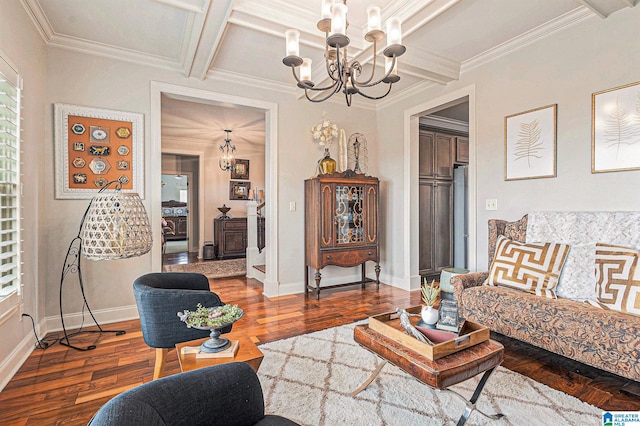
[418,180,453,275]
[419,128,460,278]
[455,136,469,163]
[214,217,265,259]
[419,130,454,180]
[304,171,381,299]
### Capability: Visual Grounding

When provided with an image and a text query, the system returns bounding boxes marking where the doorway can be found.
[161,172,193,264]
[403,84,476,291]
[418,99,469,280]
[150,82,281,297]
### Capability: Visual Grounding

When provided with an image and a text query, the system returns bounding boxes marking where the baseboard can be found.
[0,330,36,392]
[45,304,139,333]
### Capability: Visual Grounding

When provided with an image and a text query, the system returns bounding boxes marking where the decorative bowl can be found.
[217,204,231,218]
[178,304,243,353]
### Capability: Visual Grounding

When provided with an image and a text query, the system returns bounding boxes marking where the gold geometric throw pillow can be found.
[594,243,640,316]
[487,236,570,299]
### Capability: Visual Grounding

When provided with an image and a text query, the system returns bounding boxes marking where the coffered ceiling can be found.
[22,0,637,107]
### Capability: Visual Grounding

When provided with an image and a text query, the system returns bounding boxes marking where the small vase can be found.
[421,305,439,327]
[319,149,336,174]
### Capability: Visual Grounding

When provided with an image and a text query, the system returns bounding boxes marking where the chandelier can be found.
[219,129,236,172]
[282,1,406,106]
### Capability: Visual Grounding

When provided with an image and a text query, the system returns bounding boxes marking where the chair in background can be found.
[88,362,300,426]
[133,272,230,379]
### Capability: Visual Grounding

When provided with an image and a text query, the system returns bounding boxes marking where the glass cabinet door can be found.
[335,184,365,245]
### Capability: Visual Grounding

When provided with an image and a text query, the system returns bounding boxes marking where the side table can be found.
[353,324,505,426]
[176,331,264,373]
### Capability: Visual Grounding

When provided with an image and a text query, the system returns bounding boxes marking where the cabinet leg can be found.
[314,270,321,300]
[361,263,366,289]
[375,263,381,290]
[304,265,309,295]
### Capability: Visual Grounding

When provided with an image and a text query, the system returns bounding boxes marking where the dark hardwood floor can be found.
[1,270,638,425]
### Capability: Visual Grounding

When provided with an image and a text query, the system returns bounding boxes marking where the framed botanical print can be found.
[54,103,144,199]
[592,81,640,173]
[231,159,249,180]
[229,181,251,200]
[504,104,557,181]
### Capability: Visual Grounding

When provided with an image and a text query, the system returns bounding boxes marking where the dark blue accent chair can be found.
[133,272,231,379]
[88,362,299,426]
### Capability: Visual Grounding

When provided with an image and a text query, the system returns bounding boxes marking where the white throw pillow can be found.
[556,243,598,302]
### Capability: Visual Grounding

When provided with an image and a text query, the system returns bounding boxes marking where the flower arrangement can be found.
[311,113,339,149]
[177,304,243,328]
[421,278,440,307]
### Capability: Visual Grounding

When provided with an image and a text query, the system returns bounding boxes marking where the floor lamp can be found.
[59,181,153,351]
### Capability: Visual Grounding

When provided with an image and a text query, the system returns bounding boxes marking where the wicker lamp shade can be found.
[80,192,153,260]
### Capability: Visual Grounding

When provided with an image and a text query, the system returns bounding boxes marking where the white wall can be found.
[41,46,378,324]
[0,0,46,390]
[376,6,640,290]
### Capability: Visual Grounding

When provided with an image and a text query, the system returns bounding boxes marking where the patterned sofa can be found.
[452,211,640,382]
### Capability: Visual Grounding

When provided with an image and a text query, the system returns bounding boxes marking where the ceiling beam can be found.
[186,0,234,79]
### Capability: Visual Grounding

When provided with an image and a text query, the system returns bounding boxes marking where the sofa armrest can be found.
[451,272,488,314]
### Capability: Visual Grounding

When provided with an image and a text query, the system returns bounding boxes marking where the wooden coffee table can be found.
[353,324,505,426]
[176,331,263,373]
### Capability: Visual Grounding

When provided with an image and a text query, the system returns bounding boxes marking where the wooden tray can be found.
[368,306,490,360]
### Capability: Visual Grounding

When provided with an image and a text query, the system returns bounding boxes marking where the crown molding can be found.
[206,68,295,95]
[21,0,54,43]
[47,34,183,73]
[461,7,594,73]
[376,80,438,110]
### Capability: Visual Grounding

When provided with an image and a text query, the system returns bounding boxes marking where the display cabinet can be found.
[304,171,380,299]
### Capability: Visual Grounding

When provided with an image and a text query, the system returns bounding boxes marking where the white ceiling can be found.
[21,0,636,145]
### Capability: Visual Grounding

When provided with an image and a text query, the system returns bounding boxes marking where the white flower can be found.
[311,113,339,149]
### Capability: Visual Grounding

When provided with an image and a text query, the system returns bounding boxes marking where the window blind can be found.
[0,54,21,305]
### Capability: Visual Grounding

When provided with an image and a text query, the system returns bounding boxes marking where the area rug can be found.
[163,258,245,278]
[257,322,601,426]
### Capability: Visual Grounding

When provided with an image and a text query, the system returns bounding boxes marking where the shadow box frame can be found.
[229,181,251,200]
[54,103,144,199]
[231,159,250,180]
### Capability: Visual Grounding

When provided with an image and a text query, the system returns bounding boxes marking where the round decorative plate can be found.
[117,145,130,155]
[89,158,111,175]
[72,124,85,135]
[116,127,131,138]
[91,128,108,141]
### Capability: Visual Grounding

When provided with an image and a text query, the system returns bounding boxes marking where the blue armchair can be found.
[88,362,299,426]
[133,272,231,379]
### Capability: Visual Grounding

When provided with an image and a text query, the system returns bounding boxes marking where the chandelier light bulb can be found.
[285,29,300,57]
[300,58,313,83]
[366,5,382,33]
[386,17,402,46]
[320,0,334,20]
[330,3,347,37]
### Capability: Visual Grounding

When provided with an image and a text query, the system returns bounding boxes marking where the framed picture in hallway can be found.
[230,181,251,200]
[54,103,144,199]
[592,80,640,173]
[504,104,557,181]
[231,159,249,180]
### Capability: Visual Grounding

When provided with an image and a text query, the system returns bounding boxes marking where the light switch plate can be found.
[289,201,296,211]
[486,199,498,210]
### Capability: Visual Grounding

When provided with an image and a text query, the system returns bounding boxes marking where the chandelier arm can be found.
[352,39,378,86]
[304,80,343,102]
[290,66,339,92]
[355,55,398,88]
[356,83,393,100]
